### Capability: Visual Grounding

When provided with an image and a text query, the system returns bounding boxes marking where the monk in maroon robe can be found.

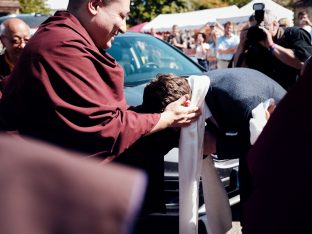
[243,57,312,233]
[0,0,200,214]
[0,2,199,158]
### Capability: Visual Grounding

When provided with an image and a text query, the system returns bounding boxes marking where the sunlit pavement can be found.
[227,201,242,234]
[227,222,242,234]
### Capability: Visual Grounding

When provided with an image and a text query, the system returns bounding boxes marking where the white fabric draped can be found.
[249,98,274,145]
[179,75,232,234]
[201,154,232,234]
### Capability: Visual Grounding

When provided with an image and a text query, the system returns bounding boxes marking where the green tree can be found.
[191,0,228,9]
[19,0,51,14]
[128,0,250,26]
[128,0,295,27]
[224,0,250,7]
[191,0,250,9]
[128,0,192,26]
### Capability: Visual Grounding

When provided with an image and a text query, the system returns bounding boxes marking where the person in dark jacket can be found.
[142,67,286,226]
[244,10,312,91]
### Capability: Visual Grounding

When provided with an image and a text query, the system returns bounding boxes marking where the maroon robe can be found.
[0,134,146,234]
[0,11,159,160]
[243,58,312,233]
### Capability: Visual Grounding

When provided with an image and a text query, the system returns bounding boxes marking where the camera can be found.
[253,3,265,25]
[247,3,267,43]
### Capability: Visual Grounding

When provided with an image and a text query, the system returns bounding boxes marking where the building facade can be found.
[0,0,19,16]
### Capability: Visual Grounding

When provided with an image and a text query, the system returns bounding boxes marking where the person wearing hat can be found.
[141,67,286,225]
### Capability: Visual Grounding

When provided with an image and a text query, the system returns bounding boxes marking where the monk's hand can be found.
[163,94,201,128]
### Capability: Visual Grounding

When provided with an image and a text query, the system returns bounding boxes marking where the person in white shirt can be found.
[193,32,210,71]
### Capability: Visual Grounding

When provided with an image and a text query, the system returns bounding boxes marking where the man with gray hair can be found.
[0,18,30,76]
[242,9,312,90]
[0,18,30,96]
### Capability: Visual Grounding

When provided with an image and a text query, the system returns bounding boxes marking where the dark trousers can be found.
[239,151,253,233]
[115,128,179,215]
[197,58,209,71]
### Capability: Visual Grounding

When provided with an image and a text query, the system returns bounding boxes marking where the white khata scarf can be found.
[179,75,232,234]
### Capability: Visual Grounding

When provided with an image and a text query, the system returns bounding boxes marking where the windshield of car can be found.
[106,34,203,86]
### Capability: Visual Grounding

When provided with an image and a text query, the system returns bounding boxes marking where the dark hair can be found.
[249,14,255,22]
[223,21,233,28]
[298,11,308,19]
[195,32,207,41]
[142,73,191,113]
[68,0,110,12]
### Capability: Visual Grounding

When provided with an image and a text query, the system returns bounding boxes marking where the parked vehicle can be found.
[0,13,49,35]
[106,32,240,233]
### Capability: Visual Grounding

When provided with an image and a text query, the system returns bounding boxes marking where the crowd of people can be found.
[148,10,312,91]
[148,22,238,71]
[0,0,312,233]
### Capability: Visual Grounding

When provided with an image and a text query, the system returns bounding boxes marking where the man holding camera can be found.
[242,9,312,91]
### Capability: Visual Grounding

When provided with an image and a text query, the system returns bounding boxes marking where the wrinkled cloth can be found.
[0,133,146,234]
[179,75,231,234]
[249,98,274,145]
[201,156,232,234]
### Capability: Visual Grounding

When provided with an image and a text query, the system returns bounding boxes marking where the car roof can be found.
[0,13,49,28]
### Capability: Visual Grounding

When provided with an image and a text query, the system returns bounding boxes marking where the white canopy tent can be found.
[142,5,242,32]
[142,1,294,32]
[234,0,294,24]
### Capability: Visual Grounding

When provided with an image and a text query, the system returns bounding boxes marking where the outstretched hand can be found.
[163,94,201,128]
[148,95,201,135]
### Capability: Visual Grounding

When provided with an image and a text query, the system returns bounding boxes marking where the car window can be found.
[107,34,203,86]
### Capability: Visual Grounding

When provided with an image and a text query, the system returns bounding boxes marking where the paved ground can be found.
[226,202,242,234]
[134,202,243,233]
[227,222,242,234]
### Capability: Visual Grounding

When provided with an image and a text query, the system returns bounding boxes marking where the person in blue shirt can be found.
[216,21,239,69]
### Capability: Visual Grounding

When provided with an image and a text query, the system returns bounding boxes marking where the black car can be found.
[106,32,240,233]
